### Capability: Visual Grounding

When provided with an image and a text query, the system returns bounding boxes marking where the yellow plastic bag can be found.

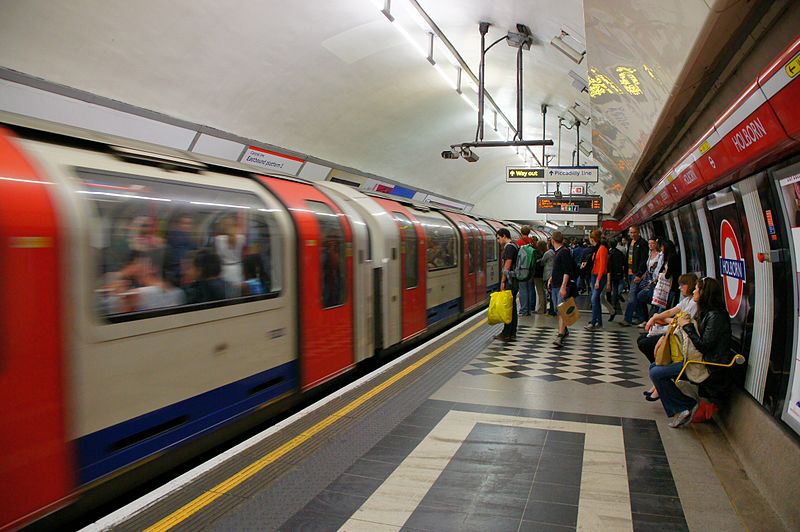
[488,290,514,325]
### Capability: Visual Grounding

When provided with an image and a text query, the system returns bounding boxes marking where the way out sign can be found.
[719,219,746,317]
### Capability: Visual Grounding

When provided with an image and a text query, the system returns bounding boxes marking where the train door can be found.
[485,219,505,288]
[322,192,374,363]
[0,130,73,529]
[705,187,755,358]
[373,199,426,340]
[477,221,499,294]
[259,178,354,389]
[468,222,487,304]
[772,160,800,431]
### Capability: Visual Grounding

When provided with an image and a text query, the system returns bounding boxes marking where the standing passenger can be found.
[549,231,574,348]
[215,216,245,298]
[621,226,648,326]
[496,228,519,341]
[541,241,557,316]
[585,230,608,330]
[604,239,626,321]
[516,225,534,316]
[533,240,548,314]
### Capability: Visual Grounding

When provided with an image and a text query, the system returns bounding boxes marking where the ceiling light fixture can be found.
[578,140,592,157]
[551,30,585,64]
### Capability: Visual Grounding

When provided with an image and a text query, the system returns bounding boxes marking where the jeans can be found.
[624,274,645,323]
[590,274,607,326]
[502,279,519,338]
[608,277,623,313]
[649,362,697,417]
[518,279,534,314]
[637,333,662,364]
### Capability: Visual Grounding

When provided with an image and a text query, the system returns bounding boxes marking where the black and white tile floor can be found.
[463,324,645,388]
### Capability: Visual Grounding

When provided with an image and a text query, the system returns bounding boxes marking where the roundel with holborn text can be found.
[719,219,746,318]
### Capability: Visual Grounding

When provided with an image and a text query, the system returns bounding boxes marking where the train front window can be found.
[75,168,283,323]
[305,200,347,308]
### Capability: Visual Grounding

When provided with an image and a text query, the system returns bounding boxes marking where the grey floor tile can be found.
[325,473,384,499]
[345,457,399,480]
[628,476,680,497]
[630,493,686,519]
[404,505,468,532]
[277,509,348,532]
[529,482,581,506]
[519,520,575,531]
[522,501,579,527]
[462,509,525,531]
[302,489,366,519]
[632,512,690,531]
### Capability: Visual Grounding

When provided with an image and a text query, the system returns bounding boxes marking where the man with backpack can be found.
[496,228,519,341]
[548,231,577,348]
[516,226,536,315]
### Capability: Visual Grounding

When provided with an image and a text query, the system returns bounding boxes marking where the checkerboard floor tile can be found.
[463,324,645,387]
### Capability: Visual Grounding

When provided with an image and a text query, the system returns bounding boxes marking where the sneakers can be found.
[584,323,600,331]
[637,322,646,329]
[619,321,631,327]
[669,403,699,428]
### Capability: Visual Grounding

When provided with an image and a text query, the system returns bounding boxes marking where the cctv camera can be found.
[441,149,459,160]
[460,147,480,163]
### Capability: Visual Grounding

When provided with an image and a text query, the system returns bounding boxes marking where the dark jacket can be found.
[684,309,733,403]
[631,237,649,277]
[684,309,732,371]
[608,247,626,281]
[664,252,681,292]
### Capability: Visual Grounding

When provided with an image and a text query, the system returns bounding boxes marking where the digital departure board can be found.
[536,195,603,214]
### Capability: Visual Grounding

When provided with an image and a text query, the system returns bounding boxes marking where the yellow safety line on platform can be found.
[144,318,488,531]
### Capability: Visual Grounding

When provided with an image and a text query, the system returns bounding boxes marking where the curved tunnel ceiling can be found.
[0,0,740,219]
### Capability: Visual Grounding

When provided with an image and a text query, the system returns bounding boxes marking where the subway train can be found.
[617,38,800,440]
[0,114,530,530]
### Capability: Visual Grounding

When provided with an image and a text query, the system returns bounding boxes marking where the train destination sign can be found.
[506,166,600,183]
[536,195,603,214]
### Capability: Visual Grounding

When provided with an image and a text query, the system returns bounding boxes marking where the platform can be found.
[91,308,785,531]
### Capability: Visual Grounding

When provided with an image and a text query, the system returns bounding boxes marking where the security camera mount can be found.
[443,22,554,162]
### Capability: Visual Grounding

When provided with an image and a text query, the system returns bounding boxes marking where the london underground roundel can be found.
[719,219,746,317]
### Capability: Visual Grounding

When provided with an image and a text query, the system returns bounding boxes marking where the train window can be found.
[469,224,484,272]
[479,223,497,261]
[306,200,347,308]
[75,168,283,323]
[392,213,418,289]
[416,214,457,271]
[677,207,705,275]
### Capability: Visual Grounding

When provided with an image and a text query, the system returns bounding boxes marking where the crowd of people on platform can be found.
[495,224,736,428]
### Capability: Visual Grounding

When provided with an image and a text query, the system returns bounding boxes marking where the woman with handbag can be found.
[640,273,698,401]
[649,277,731,428]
